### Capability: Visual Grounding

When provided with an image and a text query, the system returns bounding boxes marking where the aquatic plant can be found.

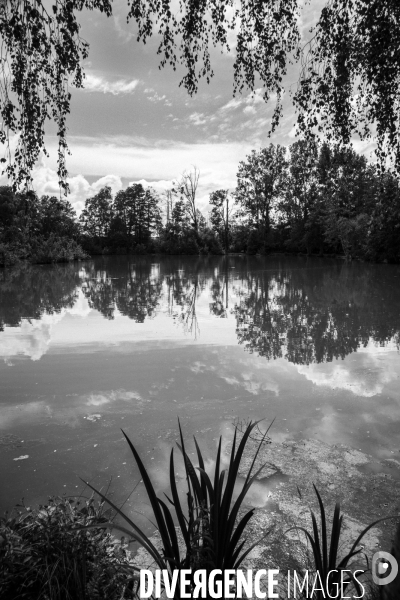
[84,420,273,596]
[288,485,399,599]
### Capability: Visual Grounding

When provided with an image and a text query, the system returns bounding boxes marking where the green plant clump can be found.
[0,497,136,600]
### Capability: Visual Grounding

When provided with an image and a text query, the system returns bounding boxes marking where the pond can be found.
[1,255,399,528]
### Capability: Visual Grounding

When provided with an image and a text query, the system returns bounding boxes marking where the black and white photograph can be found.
[0,1,399,598]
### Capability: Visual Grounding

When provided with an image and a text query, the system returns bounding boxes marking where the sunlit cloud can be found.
[83,73,140,95]
[31,137,256,213]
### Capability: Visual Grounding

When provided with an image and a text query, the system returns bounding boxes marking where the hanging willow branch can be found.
[0,0,300,192]
[0,0,112,192]
[1,0,400,193]
[294,0,400,172]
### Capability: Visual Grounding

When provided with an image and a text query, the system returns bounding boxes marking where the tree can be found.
[321,146,376,259]
[367,172,400,263]
[282,140,320,254]
[176,167,200,234]
[160,198,198,254]
[295,0,400,171]
[38,195,79,239]
[235,144,288,251]
[80,186,113,243]
[209,189,234,253]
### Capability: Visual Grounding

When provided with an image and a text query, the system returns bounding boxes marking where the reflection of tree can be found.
[0,263,80,331]
[233,261,400,365]
[209,258,229,318]
[3,256,399,365]
[115,262,162,322]
[165,262,204,339]
[81,258,163,323]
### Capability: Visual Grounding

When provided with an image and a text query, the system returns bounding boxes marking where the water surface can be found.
[1,255,399,523]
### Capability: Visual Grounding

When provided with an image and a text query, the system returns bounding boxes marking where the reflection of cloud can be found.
[190,362,207,373]
[0,291,92,362]
[0,401,51,429]
[222,376,240,386]
[220,369,279,396]
[297,351,398,398]
[83,389,148,407]
[0,312,65,362]
[0,389,150,431]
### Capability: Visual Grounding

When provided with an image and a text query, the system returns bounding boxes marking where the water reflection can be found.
[1,255,399,365]
[0,263,80,331]
[234,265,400,364]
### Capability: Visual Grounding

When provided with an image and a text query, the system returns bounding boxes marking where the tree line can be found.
[1,140,400,266]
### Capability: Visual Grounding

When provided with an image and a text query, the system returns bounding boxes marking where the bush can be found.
[0,243,22,267]
[0,497,136,600]
[246,228,263,254]
[30,235,89,264]
[159,227,199,255]
[198,228,224,254]
[131,243,147,255]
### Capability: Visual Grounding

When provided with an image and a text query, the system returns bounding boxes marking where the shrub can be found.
[198,228,224,255]
[131,243,147,255]
[246,229,263,254]
[30,235,89,264]
[0,243,22,267]
[0,497,136,600]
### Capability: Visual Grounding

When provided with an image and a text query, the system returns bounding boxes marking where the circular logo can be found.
[372,551,398,586]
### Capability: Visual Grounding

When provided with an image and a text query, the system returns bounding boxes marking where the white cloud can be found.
[27,155,123,214]
[129,178,174,194]
[220,98,243,111]
[33,136,255,213]
[188,112,208,126]
[83,73,140,95]
[113,15,135,43]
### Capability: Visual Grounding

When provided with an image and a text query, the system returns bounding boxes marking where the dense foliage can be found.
[0,186,87,266]
[230,141,400,263]
[295,0,400,171]
[0,496,136,600]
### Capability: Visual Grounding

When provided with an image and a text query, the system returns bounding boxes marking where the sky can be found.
[1,0,375,215]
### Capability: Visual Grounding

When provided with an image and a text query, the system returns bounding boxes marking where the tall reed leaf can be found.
[83,420,273,598]
[287,485,399,599]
